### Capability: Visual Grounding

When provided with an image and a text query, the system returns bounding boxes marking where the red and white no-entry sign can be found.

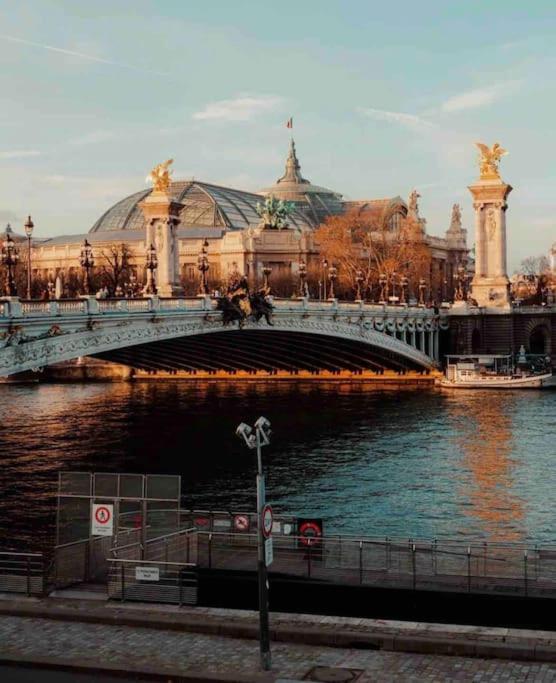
[261,504,273,538]
[91,503,114,537]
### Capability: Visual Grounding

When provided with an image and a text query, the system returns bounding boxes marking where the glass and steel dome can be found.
[90,180,313,234]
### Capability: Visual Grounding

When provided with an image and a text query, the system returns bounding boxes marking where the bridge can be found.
[0,296,446,378]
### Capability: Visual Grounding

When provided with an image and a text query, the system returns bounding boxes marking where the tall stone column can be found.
[139,192,184,297]
[468,143,511,309]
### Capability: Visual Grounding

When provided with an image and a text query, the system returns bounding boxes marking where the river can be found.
[0,381,555,551]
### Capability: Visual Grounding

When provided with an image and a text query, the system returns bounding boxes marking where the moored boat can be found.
[440,352,556,389]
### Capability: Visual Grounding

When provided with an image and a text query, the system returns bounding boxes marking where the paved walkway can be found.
[1,615,556,682]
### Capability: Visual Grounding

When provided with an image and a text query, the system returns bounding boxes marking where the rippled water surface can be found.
[0,381,555,551]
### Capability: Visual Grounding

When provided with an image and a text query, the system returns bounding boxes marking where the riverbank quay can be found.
[3,595,556,681]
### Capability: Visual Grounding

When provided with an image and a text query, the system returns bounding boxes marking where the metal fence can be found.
[195,532,556,598]
[0,551,44,596]
[107,558,197,605]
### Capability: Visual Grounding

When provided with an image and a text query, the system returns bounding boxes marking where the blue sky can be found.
[0,0,555,270]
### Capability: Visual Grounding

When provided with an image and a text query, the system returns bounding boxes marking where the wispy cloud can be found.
[193,95,284,122]
[68,130,116,146]
[0,149,41,159]
[356,107,434,132]
[440,81,521,113]
[0,34,170,77]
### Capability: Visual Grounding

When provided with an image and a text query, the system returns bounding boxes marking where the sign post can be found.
[91,503,114,537]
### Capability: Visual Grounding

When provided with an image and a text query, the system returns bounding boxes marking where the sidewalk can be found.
[1,596,556,681]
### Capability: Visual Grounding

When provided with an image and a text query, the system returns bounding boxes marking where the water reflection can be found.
[446,391,523,542]
[0,381,554,551]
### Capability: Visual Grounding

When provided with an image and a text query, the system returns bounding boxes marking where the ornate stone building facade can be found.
[11,140,468,297]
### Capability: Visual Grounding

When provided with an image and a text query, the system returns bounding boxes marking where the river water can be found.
[0,381,555,551]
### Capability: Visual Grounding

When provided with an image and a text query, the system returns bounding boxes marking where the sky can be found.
[0,0,555,271]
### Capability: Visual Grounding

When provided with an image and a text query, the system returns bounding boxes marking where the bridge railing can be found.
[0,295,441,320]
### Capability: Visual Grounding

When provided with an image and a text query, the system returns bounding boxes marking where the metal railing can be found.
[195,532,556,598]
[107,558,197,605]
[0,551,44,595]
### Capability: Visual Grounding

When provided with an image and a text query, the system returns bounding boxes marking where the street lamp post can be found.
[298,260,308,298]
[355,269,364,302]
[262,264,272,291]
[197,239,209,295]
[418,278,427,306]
[400,275,409,304]
[145,243,158,295]
[328,265,337,300]
[24,216,34,299]
[79,239,95,295]
[1,225,19,297]
[321,259,328,300]
[236,417,272,671]
[379,273,387,304]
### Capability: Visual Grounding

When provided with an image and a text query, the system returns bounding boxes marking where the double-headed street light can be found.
[418,278,427,306]
[355,269,364,302]
[24,216,34,299]
[1,225,19,297]
[378,273,387,303]
[79,239,95,295]
[236,416,272,671]
[328,265,338,300]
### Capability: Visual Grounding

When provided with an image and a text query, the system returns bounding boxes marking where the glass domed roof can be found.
[90,180,313,234]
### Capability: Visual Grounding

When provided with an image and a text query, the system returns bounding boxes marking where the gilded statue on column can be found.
[148,159,174,192]
[475,143,507,180]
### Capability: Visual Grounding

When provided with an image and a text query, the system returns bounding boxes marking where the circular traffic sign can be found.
[94,506,111,525]
[234,514,250,532]
[261,504,273,538]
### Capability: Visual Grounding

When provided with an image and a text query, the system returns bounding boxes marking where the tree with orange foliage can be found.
[314,209,431,301]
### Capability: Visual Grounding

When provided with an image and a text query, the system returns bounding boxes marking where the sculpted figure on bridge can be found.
[148,159,174,193]
[475,142,507,180]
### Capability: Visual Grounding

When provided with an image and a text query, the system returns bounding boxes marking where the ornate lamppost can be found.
[378,273,387,303]
[355,269,364,302]
[24,215,34,299]
[298,259,308,298]
[79,239,95,295]
[197,238,209,295]
[328,265,338,300]
[390,271,398,303]
[262,264,272,291]
[1,225,19,297]
[400,275,409,304]
[321,258,328,300]
[145,243,158,295]
[418,278,427,306]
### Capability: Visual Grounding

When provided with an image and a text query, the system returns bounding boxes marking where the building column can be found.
[433,329,439,360]
[139,191,184,297]
[410,329,416,348]
[469,170,512,308]
[420,329,425,353]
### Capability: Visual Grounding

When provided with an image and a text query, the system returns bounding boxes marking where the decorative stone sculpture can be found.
[148,159,174,193]
[475,143,507,181]
[255,195,295,230]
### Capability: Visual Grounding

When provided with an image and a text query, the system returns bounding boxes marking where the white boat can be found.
[440,353,556,389]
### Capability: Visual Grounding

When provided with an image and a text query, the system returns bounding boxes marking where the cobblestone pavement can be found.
[1,616,556,682]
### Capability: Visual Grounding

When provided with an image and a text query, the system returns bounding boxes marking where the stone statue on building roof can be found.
[408,189,421,218]
[148,159,174,193]
[475,142,507,180]
[256,195,295,230]
[450,203,462,230]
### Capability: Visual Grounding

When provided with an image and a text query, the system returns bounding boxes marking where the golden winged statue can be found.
[148,159,174,192]
[475,142,507,180]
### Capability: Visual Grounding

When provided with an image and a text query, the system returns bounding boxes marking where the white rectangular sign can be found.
[265,537,273,567]
[135,566,160,582]
[91,503,114,537]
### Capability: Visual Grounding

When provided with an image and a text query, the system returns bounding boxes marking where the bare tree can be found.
[99,244,133,295]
